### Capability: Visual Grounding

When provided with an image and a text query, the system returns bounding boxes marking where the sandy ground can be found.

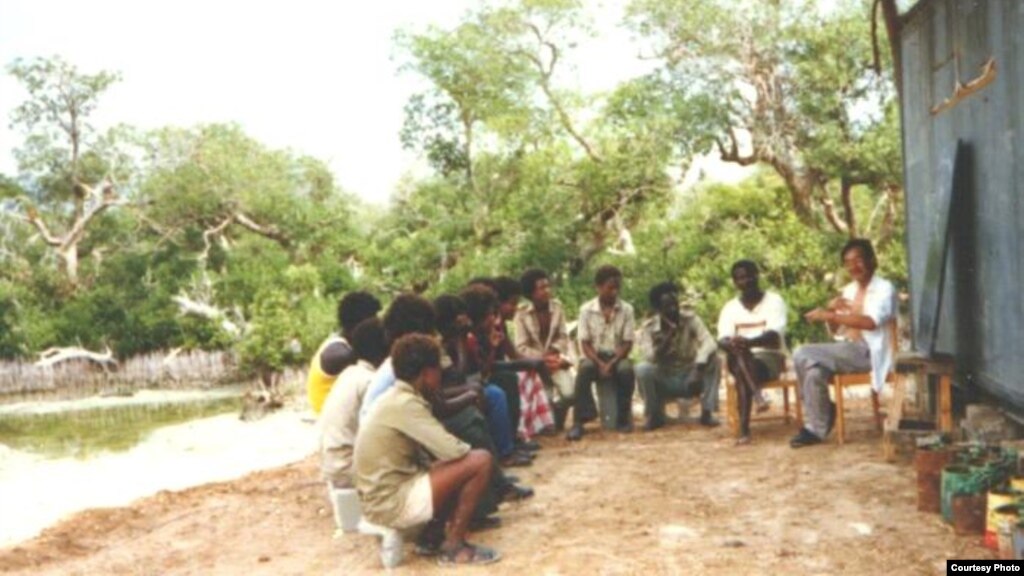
[0,407,993,576]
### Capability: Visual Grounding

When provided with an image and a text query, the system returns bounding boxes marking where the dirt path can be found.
[0,421,991,575]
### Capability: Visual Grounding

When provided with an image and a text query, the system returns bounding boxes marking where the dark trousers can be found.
[489,368,521,441]
[573,355,635,426]
[442,405,508,518]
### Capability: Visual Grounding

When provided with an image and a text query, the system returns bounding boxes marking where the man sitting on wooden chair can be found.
[791,239,897,448]
[716,260,788,445]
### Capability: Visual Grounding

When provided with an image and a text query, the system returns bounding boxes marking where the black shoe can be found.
[468,516,503,532]
[554,405,568,432]
[699,412,721,427]
[517,439,541,452]
[616,421,634,433]
[500,484,535,503]
[789,428,824,448]
[643,418,665,431]
[517,449,536,461]
[566,424,583,441]
[825,402,837,437]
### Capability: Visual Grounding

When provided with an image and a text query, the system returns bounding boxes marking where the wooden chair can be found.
[830,321,898,444]
[721,321,801,435]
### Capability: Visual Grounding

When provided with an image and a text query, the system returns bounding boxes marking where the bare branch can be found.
[20,208,63,247]
[715,129,758,166]
[36,346,117,369]
[172,294,243,337]
[201,215,234,262]
[518,20,601,163]
[819,195,850,235]
[233,212,288,245]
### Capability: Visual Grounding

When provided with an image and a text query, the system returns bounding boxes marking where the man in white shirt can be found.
[319,318,389,489]
[717,261,788,444]
[791,239,897,448]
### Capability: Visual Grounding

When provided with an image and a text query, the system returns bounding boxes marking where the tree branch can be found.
[715,128,758,166]
[63,179,125,248]
[233,212,288,245]
[520,21,601,163]
[840,176,858,237]
[19,207,63,246]
[36,346,117,369]
[819,194,850,235]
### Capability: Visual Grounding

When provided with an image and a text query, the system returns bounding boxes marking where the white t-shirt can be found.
[839,275,897,393]
[716,291,788,354]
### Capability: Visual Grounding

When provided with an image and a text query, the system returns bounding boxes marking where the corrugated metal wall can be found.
[899,0,1023,406]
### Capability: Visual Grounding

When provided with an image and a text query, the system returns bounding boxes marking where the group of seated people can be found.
[307,237,897,565]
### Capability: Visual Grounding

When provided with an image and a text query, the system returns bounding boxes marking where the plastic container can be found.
[995,505,1020,560]
[985,489,1020,549]
[380,529,404,569]
[329,487,362,533]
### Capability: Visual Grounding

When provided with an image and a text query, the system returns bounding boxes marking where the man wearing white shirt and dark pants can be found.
[717,260,788,445]
[791,239,897,448]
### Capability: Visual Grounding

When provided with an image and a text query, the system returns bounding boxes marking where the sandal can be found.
[468,516,502,532]
[501,453,533,468]
[500,484,534,503]
[438,542,501,566]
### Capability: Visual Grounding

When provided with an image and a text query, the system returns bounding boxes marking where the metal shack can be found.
[890,0,1022,408]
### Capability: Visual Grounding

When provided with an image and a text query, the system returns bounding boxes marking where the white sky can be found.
[0,0,656,204]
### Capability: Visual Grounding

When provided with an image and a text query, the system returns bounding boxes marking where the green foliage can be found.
[607,171,907,346]
[625,0,903,237]
[0,0,910,384]
[236,266,335,378]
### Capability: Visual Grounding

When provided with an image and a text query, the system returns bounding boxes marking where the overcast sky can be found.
[0,0,652,204]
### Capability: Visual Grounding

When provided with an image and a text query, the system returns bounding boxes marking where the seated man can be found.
[514,268,574,430]
[360,293,437,418]
[467,277,525,442]
[716,260,788,445]
[568,265,636,440]
[436,292,531,469]
[791,238,897,448]
[319,317,389,491]
[363,294,532,519]
[306,291,381,415]
[636,282,720,430]
[354,334,501,566]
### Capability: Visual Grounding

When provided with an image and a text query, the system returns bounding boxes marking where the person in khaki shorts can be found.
[354,334,500,566]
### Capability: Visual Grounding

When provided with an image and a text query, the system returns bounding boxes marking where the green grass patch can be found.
[0,397,241,459]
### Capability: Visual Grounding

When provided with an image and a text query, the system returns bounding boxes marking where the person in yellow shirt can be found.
[307,291,381,414]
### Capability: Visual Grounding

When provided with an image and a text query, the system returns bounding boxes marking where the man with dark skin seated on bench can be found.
[354,334,501,566]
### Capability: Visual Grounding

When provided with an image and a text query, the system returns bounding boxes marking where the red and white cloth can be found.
[517,370,553,439]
